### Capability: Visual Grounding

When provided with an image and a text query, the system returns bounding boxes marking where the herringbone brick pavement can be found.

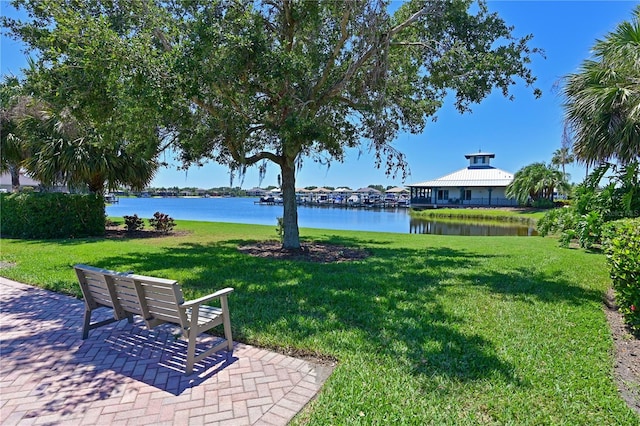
[0,277,333,425]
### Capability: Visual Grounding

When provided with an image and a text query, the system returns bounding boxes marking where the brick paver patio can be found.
[0,277,333,425]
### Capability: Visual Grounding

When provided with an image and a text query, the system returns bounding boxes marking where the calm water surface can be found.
[106,197,537,236]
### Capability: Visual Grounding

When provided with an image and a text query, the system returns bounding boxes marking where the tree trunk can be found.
[280,159,300,250]
[88,174,104,194]
[9,164,20,192]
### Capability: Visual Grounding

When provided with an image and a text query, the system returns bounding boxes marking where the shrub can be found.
[576,211,604,249]
[123,214,144,232]
[148,211,175,234]
[539,164,639,249]
[603,218,640,334]
[537,207,579,247]
[538,208,607,249]
[532,198,555,209]
[554,199,572,207]
[0,192,104,238]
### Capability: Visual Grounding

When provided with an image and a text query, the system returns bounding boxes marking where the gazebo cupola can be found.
[465,152,495,169]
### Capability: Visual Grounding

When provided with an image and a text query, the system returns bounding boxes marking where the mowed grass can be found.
[1,220,638,424]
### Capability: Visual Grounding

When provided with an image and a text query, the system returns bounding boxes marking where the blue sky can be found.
[2,1,638,190]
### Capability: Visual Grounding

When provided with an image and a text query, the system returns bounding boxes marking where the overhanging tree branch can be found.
[322,6,430,100]
[243,150,281,166]
[312,6,351,99]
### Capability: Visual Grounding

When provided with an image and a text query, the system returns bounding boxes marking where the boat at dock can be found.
[105,193,119,204]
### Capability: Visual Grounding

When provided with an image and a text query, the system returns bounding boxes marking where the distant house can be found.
[385,186,409,195]
[0,171,67,193]
[333,187,353,197]
[408,152,517,207]
[354,187,382,197]
[246,187,267,197]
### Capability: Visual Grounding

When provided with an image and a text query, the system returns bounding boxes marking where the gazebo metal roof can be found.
[409,166,513,188]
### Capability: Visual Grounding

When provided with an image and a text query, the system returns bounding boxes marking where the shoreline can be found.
[409,207,545,224]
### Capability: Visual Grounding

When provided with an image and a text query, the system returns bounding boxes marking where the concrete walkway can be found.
[0,277,333,425]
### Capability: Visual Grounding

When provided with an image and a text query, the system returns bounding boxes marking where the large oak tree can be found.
[6,0,541,248]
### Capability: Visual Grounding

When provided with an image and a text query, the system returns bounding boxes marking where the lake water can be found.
[106,197,537,236]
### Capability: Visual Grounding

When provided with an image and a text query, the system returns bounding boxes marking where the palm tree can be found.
[551,147,575,177]
[0,75,31,192]
[507,162,569,205]
[0,74,154,195]
[563,6,640,167]
[19,102,158,194]
[551,125,575,181]
[551,140,575,198]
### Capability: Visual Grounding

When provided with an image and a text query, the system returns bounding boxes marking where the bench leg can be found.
[220,297,233,351]
[185,330,197,375]
[82,308,92,340]
[223,314,233,351]
[81,306,122,339]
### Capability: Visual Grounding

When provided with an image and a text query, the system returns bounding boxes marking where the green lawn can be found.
[1,220,637,424]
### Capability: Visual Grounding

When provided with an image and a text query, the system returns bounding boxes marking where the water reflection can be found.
[409,218,538,236]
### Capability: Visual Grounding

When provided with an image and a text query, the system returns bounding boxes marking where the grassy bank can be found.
[1,221,637,424]
[410,207,546,224]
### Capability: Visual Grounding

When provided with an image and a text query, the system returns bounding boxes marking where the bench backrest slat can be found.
[74,264,126,319]
[130,275,187,327]
[83,272,114,307]
[110,276,144,315]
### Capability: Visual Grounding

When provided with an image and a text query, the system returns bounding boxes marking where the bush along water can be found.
[0,192,104,238]
[537,162,639,248]
[603,218,640,334]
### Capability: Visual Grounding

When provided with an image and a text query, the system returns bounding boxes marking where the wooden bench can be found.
[74,264,234,374]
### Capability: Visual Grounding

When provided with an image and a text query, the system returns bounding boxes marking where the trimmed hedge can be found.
[1,192,105,239]
[603,218,640,334]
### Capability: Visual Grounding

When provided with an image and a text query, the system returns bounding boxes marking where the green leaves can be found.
[506,162,568,205]
[18,102,159,193]
[563,6,640,166]
[538,159,639,252]
[0,192,105,238]
[3,0,167,193]
[0,75,29,175]
[168,0,541,172]
[604,218,640,333]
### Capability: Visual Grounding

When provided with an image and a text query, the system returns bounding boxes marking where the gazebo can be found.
[408,153,517,207]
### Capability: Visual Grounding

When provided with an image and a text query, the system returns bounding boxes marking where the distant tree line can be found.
[115,187,248,197]
[115,184,399,197]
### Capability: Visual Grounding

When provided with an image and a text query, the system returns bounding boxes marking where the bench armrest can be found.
[181,287,234,309]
